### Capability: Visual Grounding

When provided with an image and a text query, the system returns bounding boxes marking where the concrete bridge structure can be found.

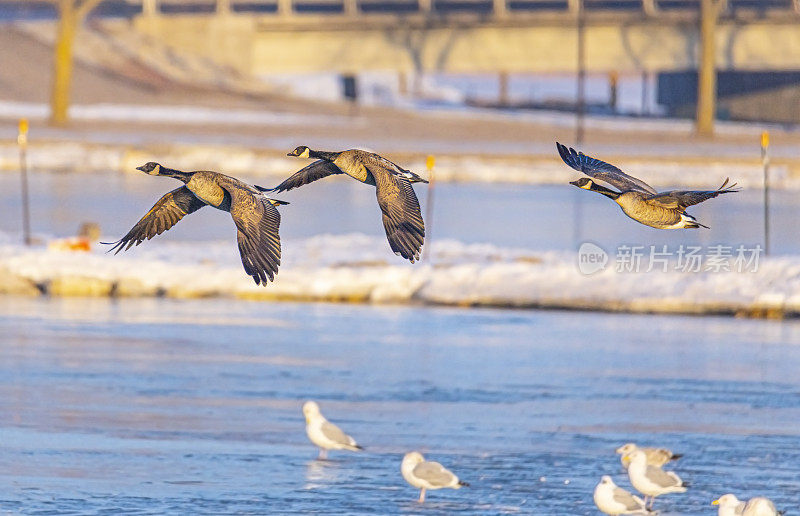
[129,0,800,76]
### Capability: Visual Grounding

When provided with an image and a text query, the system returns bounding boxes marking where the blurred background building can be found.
[2,0,799,127]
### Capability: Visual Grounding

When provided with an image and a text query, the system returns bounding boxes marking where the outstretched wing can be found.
[104,186,206,254]
[223,183,282,286]
[265,160,343,193]
[556,142,658,194]
[370,165,425,263]
[645,178,739,210]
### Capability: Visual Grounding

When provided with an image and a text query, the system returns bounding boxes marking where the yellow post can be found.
[49,0,104,126]
[142,0,158,16]
[761,131,770,255]
[423,155,435,262]
[696,0,721,137]
[278,0,293,16]
[216,0,231,15]
[493,0,507,18]
[18,118,32,246]
[51,1,76,126]
[343,0,358,16]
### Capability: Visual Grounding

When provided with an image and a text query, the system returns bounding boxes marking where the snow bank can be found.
[0,101,355,128]
[2,233,799,318]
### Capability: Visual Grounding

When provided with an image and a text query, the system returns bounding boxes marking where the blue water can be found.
[1,171,798,255]
[0,297,798,514]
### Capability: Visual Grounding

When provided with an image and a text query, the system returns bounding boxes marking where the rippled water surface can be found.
[1,297,799,514]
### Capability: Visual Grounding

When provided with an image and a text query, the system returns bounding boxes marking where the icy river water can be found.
[1,170,798,254]
[1,170,799,513]
[1,297,799,514]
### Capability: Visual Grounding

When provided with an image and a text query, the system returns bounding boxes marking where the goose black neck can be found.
[309,150,340,161]
[591,183,621,200]
[161,167,193,183]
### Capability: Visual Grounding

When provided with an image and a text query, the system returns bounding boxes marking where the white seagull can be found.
[593,475,655,515]
[712,494,783,516]
[401,451,468,503]
[626,449,687,509]
[616,443,682,470]
[302,401,363,459]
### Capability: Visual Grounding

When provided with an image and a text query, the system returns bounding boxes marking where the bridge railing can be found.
[138,0,800,17]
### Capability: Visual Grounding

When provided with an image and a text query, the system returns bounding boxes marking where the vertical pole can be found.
[696,0,720,137]
[49,0,102,126]
[343,0,358,16]
[642,0,657,16]
[419,0,432,12]
[423,155,435,262]
[498,71,509,107]
[608,70,618,113]
[493,0,507,18]
[567,0,580,14]
[278,0,293,16]
[51,1,77,126]
[142,0,158,16]
[641,69,648,115]
[18,118,31,246]
[576,0,586,145]
[761,131,770,256]
[573,0,586,245]
[216,0,231,15]
[398,71,407,97]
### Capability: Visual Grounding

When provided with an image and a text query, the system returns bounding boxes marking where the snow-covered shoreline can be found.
[2,233,799,318]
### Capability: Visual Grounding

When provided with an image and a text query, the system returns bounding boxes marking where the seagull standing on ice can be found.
[401,451,468,503]
[626,449,688,509]
[302,401,363,459]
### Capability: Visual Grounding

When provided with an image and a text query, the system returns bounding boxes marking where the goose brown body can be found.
[268,147,427,262]
[105,162,285,286]
[558,142,738,229]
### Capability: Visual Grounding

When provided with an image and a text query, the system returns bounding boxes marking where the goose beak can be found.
[287,152,294,156]
[569,180,581,187]
[711,500,720,506]
[136,165,145,172]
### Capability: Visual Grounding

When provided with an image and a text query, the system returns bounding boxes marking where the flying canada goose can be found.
[264,147,427,263]
[557,142,738,229]
[616,443,682,470]
[401,451,468,503]
[593,475,655,515]
[302,401,363,459]
[625,449,688,509]
[104,162,286,286]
